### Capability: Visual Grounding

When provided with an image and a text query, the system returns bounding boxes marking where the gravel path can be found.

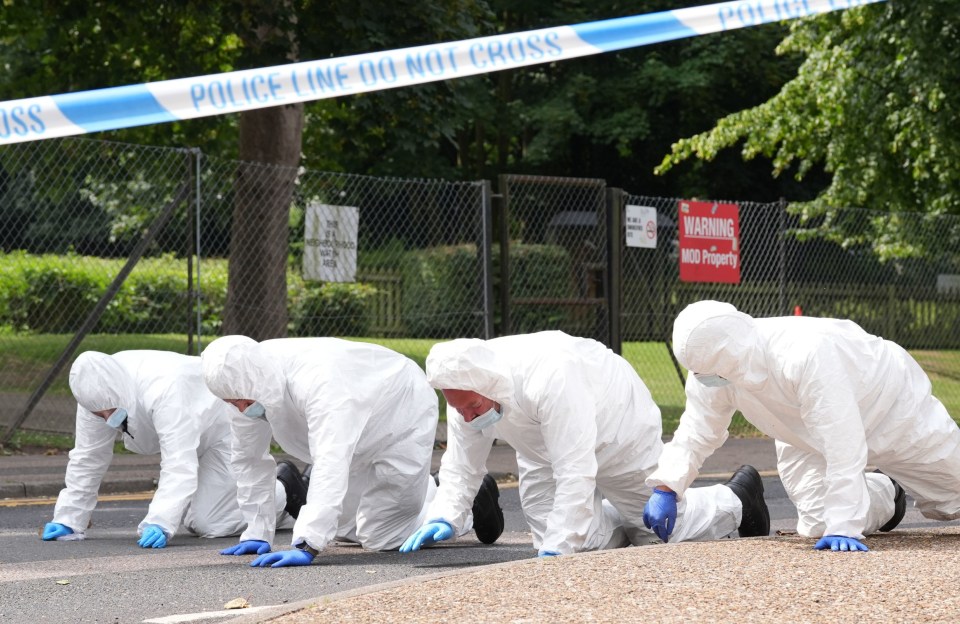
[261,527,960,623]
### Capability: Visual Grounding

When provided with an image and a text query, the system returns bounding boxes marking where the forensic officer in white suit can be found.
[42,350,294,548]
[400,331,769,557]
[644,300,959,552]
[200,335,503,568]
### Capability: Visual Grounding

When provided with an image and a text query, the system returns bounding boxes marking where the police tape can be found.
[0,0,885,145]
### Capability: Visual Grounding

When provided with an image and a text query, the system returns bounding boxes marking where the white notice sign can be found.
[626,204,657,249]
[303,202,359,282]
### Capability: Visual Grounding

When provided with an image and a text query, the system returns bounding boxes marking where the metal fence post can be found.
[606,188,623,354]
[779,197,788,315]
[481,182,496,339]
[193,148,203,351]
[186,150,196,355]
[496,176,511,336]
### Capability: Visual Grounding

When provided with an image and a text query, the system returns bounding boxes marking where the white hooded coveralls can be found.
[426,331,741,555]
[201,336,439,553]
[649,300,960,540]
[55,350,255,540]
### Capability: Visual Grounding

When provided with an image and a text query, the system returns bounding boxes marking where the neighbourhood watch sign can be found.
[304,202,359,283]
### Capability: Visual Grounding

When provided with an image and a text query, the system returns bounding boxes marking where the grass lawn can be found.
[1,334,957,440]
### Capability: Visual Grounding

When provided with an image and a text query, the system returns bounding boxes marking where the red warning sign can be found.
[678,200,741,284]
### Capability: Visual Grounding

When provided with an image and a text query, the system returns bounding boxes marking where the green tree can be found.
[415,0,800,200]
[655,1,960,259]
[0,0,494,338]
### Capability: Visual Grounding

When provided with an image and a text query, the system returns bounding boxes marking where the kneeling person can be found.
[42,351,293,548]
[201,336,504,568]
[401,332,769,557]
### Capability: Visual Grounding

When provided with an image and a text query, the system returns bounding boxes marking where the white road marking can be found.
[142,606,273,623]
[0,491,154,507]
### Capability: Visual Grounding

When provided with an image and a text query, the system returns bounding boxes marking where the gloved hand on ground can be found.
[220,540,271,556]
[399,521,454,553]
[250,548,314,567]
[42,522,74,541]
[643,489,678,543]
[814,535,869,552]
[137,524,168,548]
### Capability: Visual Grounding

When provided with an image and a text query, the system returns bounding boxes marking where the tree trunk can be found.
[221,103,304,339]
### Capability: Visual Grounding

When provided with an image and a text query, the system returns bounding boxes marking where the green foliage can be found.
[0,253,228,335]
[0,252,383,338]
[0,3,242,153]
[290,281,378,337]
[16,260,108,333]
[657,1,960,258]
[399,242,580,338]
[0,0,804,200]
[506,244,578,333]
[402,244,482,338]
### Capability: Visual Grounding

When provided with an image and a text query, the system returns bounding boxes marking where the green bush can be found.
[290,280,378,337]
[505,244,577,334]
[17,259,109,333]
[400,243,577,338]
[0,253,230,335]
[0,252,382,338]
[402,244,482,338]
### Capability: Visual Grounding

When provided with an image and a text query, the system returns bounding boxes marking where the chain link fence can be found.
[0,138,492,439]
[623,195,960,431]
[197,155,491,345]
[497,174,609,344]
[1,137,957,440]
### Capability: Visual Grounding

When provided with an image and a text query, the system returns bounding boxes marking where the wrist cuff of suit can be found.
[295,542,319,557]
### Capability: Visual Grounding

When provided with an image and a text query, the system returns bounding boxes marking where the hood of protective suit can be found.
[426,339,515,403]
[672,300,767,388]
[201,335,286,407]
[69,351,138,418]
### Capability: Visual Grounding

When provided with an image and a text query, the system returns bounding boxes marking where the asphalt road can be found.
[0,477,949,624]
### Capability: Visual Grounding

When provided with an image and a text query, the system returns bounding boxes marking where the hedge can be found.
[0,252,375,337]
[401,244,483,338]
[400,242,577,338]
[0,245,579,338]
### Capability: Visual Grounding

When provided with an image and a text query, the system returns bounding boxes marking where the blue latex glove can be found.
[42,522,74,541]
[538,550,560,557]
[643,489,678,543]
[814,535,869,552]
[399,521,454,553]
[138,524,168,548]
[220,540,271,556]
[250,548,315,568]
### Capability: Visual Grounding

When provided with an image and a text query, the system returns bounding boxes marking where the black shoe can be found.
[301,464,313,490]
[276,461,308,519]
[878,472,906,532]
[471,474,504,545]
[724,465,770,538]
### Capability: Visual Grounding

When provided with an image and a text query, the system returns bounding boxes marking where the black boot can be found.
[724,465,770,538]
[276,461,308,519]
[877,472,906,532]
[471,474,505,545]
[301,464,313,490]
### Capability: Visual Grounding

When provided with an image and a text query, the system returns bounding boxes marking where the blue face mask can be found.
[105,408,128,429]
[467,406,502,431]
[243,401,267,420]
[694,373,731,388]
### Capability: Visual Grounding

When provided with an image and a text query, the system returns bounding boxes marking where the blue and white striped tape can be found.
[0,0,885,145]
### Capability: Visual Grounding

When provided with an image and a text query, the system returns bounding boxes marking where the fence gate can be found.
[497,174,611,346]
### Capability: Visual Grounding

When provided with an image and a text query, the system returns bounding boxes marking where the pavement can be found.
[1,421,790,624]
[0,421,779,501]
